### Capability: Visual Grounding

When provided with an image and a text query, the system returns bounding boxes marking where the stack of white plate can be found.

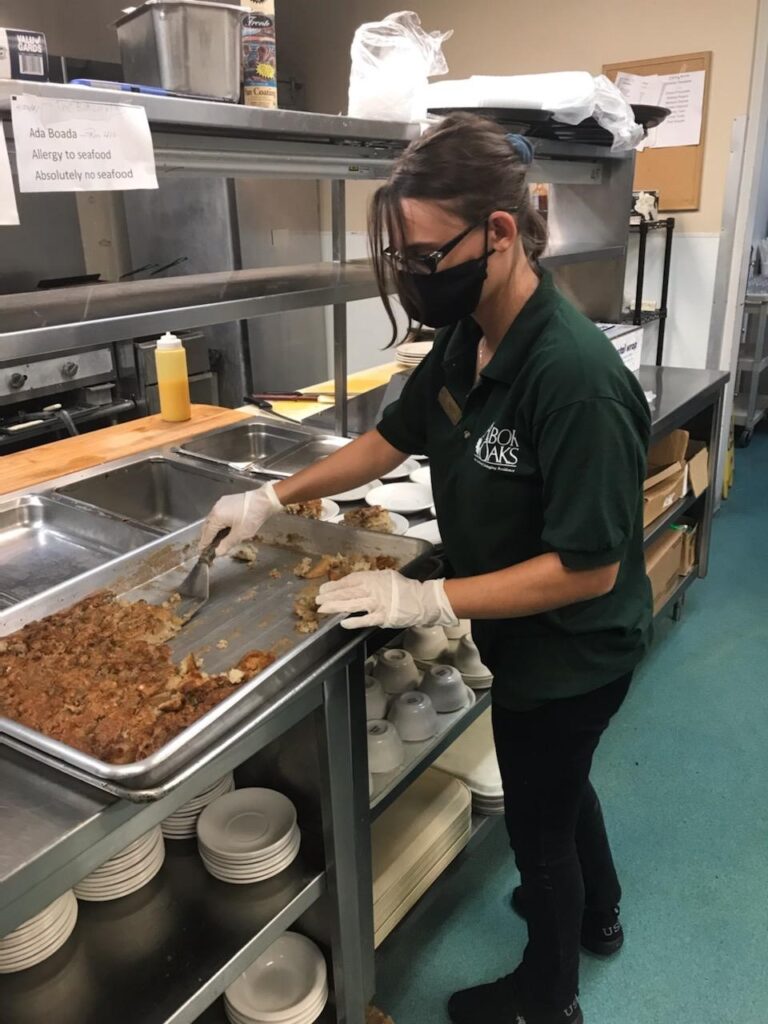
[74,827,165,901]
[434,710,504,815]
[395,339,433,367]
[224,932,328,1024]
[372,769,471,946]
[197,788,300,884]
[0,891,78,974]
[162,773,235,840]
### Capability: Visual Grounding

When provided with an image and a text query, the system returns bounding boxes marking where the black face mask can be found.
[401,233,495,328]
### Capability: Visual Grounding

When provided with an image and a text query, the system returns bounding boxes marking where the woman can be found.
[200,113,652,1024]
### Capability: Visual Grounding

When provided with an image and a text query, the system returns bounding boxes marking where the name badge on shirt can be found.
[438,386,462,426]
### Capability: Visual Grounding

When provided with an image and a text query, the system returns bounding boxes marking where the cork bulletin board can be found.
[603,51,712,211]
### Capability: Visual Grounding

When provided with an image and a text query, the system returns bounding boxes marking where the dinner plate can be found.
[318,499,339,521]
[408,466,432,489]
[381,458,421,480]
[0,901,78,973]
[405,520,442,545]
[226,932,327,1022]
[0,900,75,960]
[365,483,433,514]
[1,892,72,941]
[197,789,297,860]
[199,824,299,866]
[201,833,300,884]
[225,984,328,1024]
[395,340,433,360]
[328,480,382,502]
[330,511,409,536]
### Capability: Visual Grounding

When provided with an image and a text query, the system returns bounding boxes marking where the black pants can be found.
[491,673,632,1009]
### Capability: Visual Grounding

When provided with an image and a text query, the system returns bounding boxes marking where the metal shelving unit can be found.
[624,217,675,365]
[0,850,324,1024]
[735,284,768,445]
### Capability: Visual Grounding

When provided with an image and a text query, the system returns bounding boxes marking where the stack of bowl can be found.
[0,891,78,973]
[162,773,235,839]
[224,932,328,1024]
[421,664,475,712]
[197,789,300,884]
[74,827,165,901]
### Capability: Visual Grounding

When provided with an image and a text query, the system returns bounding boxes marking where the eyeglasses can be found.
[383,219,487,276]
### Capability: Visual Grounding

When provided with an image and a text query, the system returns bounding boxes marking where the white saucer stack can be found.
[0,891,78,974]
[434,710,505,815]
[197,788,300,884]
[224,932,328,1024]
[162,773,236,839]
[395,339,433,368]
[74,827,165,901]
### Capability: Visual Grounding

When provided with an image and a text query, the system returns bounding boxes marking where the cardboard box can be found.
[645,528,685,613]
[644,429,689,527]
[686,440,709,498]
[645,429,688,491]
[677,517,699,576]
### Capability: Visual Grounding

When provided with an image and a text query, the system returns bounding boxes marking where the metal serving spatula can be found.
[176,528,229,624]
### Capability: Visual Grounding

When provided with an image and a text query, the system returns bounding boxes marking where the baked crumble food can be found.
[291,553,398,631]
[0,592,275,765]
[284,499,323,520]
[342,505,394,534]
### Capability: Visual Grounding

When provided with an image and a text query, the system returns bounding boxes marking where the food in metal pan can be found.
[0,593,275,764]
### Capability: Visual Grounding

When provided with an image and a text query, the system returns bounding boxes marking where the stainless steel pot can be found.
[115,0,246,102]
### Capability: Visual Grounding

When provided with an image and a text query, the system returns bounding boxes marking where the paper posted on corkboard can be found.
[603,52,712,211]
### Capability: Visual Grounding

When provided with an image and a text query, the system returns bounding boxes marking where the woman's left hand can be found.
[316,570,459,630]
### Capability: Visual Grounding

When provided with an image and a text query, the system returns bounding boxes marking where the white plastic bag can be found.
[425,72,643,152]
[348,11,452,123]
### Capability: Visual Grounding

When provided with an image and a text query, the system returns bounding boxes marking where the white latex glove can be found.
[316,570,459,630]
[198,483,283,557]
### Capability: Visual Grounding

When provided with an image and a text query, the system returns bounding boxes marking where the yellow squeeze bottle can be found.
[155,331,191,422]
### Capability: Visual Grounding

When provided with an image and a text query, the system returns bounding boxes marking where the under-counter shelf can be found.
[369,690,492,819]
[643,492,698,548]
[0,844,324,1024]
[0,261,386,361]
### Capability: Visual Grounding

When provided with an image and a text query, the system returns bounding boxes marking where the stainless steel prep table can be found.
[0,367,729,1024]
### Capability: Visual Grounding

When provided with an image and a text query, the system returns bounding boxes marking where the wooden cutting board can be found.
[0,404,252,496]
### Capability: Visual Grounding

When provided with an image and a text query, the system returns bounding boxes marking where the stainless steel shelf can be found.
[0,845,325,1024]
[369,690,492,820]
[643,492,698,549]
[737,349,768,374]
[540,242,625,267]
[0,81,418,143]
[733,393,768,429]
[0,81,416,181]
[0,261,385,361]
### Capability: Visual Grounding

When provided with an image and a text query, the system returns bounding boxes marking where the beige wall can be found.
[2,0,124,62]
[288,0,759,234]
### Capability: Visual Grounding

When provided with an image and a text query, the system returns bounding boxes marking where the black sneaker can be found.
[511,886,624,957]
[448,974,583,1024]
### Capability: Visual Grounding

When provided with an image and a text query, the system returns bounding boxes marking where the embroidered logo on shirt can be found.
[474,422,519,473]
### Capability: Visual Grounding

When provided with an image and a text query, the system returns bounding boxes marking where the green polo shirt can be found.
[377,271,652,708]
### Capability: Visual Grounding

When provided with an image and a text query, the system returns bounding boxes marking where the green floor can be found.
[375,431,768,1024]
